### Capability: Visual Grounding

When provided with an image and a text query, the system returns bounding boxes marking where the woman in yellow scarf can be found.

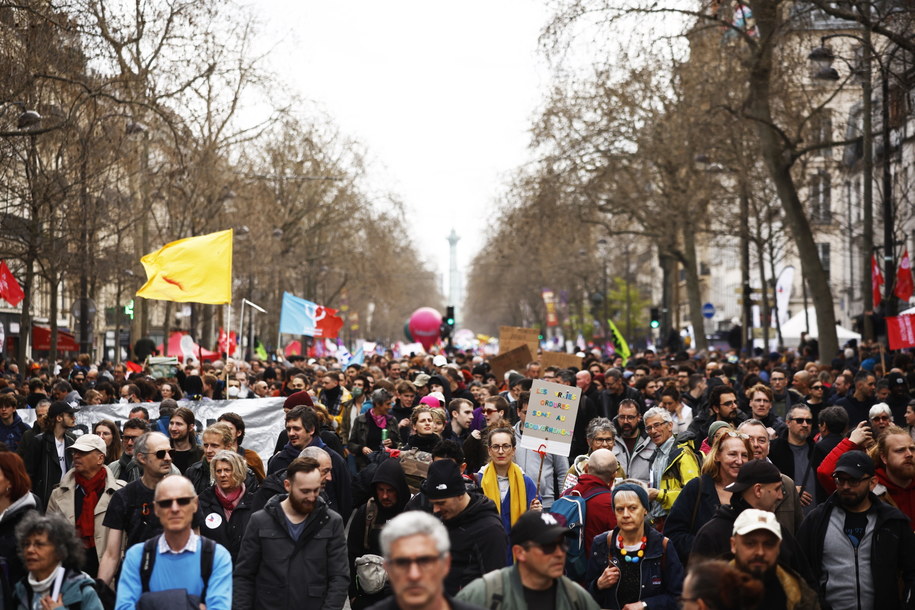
[476,427,541,541]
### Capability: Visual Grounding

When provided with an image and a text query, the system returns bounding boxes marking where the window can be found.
[811,111,833,158]
[817,243,831,279]
[810,171,831,223]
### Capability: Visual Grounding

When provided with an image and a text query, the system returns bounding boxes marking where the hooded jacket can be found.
[233,494,348,610]
[0,414,29,452]
[346,460,411,606]
[0,493,39,607]
[442,493,508,596]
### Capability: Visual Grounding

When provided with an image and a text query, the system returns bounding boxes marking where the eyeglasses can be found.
[645,422,670,432]
[832,474,871,487]
[871,416,891,422]
[723,431,749,440]
[616,414,638,421]
[154,496,195,509]
[483,408,499,415]
[531,539,568,555]
[592,437,614,445]
[811,385,824,390]
[719,400,738,407]
[387,554,443,571]
[488,444,513,452]
[123,435,141,443]
[791,418,813,424]
[22,540,53,550]
[145,449,175,460]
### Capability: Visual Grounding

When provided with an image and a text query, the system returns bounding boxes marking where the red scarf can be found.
[215,484,245,521]
[74,469,107,548]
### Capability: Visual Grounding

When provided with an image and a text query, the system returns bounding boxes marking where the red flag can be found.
[895,249,914,303]
[0,261,24,307]
[314,305,344,339]
[217,328,237,356]
[872,254,884,308]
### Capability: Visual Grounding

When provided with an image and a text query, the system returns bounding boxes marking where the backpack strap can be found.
[688,475,704,532]
[140,536,159,593]
[199,537,216,602]
[582,488,613,502]
[364,498,379,549]
[661,536,669,575]
[482,569,504,610]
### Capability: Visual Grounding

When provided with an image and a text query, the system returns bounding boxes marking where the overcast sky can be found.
[254,1,552,302]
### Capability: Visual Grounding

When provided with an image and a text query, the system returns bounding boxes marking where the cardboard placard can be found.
[519,379,582,457]
[499,325,539,355]
[490,344,533,381]
[540,351,582,372]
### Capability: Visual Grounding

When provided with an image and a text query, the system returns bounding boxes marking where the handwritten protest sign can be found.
[539,351,582,372]
[490,344,533,381]
[499,325,539,356]
[519,379,581,457]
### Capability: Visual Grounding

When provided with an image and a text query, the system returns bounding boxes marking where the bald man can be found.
[562,448,618,557]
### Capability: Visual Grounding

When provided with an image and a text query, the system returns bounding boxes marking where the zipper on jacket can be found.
[854,545,861,610]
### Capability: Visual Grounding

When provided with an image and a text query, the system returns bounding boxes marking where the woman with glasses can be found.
[664,431,751,565]
[680,559,762,610]
[586,481,683,609]
[13,513,104,610]
[475,428,540,544]
[804,379,827,424]
[196,450,254,564]
[562,418,625,492]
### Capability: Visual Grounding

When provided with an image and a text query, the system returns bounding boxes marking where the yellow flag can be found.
[136,229,233,304]
[607,318,631,366]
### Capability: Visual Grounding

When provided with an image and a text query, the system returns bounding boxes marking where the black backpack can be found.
[136,535,216,609]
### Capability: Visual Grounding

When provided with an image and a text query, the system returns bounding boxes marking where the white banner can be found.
[17,397,286,463]
[775,265,795,328]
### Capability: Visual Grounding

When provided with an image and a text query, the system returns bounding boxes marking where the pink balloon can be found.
[408,307,443,350]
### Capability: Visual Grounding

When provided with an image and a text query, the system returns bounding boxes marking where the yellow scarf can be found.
[480,461,527,527]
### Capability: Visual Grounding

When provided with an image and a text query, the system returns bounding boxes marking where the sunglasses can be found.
[791,418,813,424]
[387,554,442,571]
[145,449,175,460]
[532,539,568,554]
[811,385,824,390]
[154,496,195,509]
[723,431,749,440]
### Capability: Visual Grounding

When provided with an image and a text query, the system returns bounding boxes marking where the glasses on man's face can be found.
[720,400,738,407]
[531,539,568,555]
[154,496,195,509]
[387,554,443,572]
[123,435,141,444]
[488,444,512,453]
[617,414,638,421]
[483,408,498,415]
[145,449,175,460]
[645,422,669,432]
[791,418,813,425]
[832,474,871,487]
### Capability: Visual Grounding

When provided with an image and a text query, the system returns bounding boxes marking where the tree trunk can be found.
[681,224,709,352]
[49,272,58,365]
[17,252,34,367]
[747,0,839,362]
[755,238,771,348]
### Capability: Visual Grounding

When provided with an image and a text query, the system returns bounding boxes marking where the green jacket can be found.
[456,565,599,610]
[655,441,701,512]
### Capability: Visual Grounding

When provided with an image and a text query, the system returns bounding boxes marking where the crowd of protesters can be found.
[0,339,912,609]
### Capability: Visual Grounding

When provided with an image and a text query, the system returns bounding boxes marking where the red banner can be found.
[887,315,915,350]
[0,261,24,307]
[896,249,914,303]
[31,325,79,351]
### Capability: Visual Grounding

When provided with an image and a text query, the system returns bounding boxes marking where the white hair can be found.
[380,511,450,557]
[869,402,892,420]
[643,406,673,425]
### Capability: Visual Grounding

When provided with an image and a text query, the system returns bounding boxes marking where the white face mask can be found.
[227,386,240,398]
[118,397,128,404]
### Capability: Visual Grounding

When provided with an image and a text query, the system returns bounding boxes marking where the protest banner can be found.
[498,325,539,356]
[887,314,915,350]
[519,379,581,457]
[490,344,533,381]
[540,351,582,372]
[17,397,285,463]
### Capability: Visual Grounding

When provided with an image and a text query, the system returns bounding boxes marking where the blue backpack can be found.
[550,488,612,580]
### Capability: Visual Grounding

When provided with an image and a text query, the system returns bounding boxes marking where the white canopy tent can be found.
[778,306,861,346]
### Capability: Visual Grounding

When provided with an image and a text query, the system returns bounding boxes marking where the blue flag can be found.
[278,292,343,338]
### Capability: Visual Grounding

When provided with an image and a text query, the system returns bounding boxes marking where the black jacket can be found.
[663,474,719,565]
[366,595,483,610]
[769,435,816,496]
[233,494,349,610]
[267,437,352,519]
[197,484,255,563]
[0,493,39,608]
[796,491,915,609]
[23,431,74,506]
[443,494,508,596]
[598,386,644,420]
[691,496,816,587]
[185,459,259,495]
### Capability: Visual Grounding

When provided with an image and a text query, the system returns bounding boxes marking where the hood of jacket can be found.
[571,473,613,496]
[0,492,37,525]
[371,458,411,515]
[445,492,499,528]
[0,412,25,433]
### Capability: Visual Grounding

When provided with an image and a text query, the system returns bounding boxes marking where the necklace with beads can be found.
[616,534,647,563]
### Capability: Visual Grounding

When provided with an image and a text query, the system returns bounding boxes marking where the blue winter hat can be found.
[612,483,649,510]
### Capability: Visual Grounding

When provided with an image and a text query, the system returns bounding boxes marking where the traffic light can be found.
[650,307,660,329]
[441,306,455,340]
[124,300,135,320]
[445,306,455,327]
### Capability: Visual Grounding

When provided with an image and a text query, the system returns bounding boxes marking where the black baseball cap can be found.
[834,450,875,479]
[48,401,78,418]
[725,459,783,493]
[511,511,572,546]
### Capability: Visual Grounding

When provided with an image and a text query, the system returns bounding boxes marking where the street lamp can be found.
[809,34,901,321]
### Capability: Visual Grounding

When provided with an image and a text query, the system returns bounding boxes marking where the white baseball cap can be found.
[69,434,107,455]
[732,508,782,540]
